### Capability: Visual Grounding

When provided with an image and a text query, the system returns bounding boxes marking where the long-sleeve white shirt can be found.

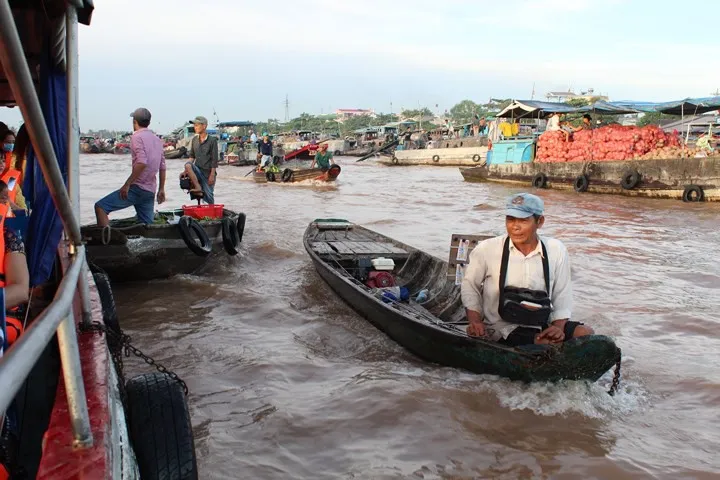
[546,115,561,131]
[460,234,573,341]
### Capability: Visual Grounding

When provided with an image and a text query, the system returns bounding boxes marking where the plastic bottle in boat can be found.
[376,286,409,303]
[415,289,428,303]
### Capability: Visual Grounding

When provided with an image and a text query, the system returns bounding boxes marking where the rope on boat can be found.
[101,225,112,245]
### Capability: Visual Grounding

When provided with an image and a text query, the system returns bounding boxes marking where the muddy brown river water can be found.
[80,154,720,479]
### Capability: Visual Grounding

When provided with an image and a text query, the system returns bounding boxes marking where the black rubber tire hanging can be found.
[620,169,641,190]
[532,173,547,189]
[221,217,239,255]
[235,212,246,243]
[178,216,212,256]
[125,373,199,480]
[574,175,589,192]
[682,184,704,202]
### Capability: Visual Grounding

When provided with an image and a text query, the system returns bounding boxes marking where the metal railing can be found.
[0,246,92,446]
[0,1,94,448]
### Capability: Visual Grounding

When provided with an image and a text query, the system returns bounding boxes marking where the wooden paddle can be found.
[356,138,399,162]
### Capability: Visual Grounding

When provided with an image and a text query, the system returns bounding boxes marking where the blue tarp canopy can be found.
[578,101,641,115]
[498,97,720,119]
[496,100,579,118]
[604,100,662,113]
[653,96,720,115]
[216,121,254,127]
[607,97,720,115]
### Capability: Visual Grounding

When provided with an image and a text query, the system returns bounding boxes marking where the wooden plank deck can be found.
[310,242,335,254]
[312,240,410,257]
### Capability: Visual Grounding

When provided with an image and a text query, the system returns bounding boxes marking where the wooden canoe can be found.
[253,165,341,183]
[303,219,621,384]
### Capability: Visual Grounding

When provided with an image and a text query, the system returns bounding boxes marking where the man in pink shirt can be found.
[94,107,166,226]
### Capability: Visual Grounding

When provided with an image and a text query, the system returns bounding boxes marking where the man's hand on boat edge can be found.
[466,310,487,337]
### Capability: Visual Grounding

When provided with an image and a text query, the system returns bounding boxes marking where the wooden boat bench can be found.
[310,220,411,259]
[309,240,410,259]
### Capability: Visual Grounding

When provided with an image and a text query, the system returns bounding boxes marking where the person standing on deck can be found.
[181,115,218,204]
[95,108,165,227]
[257,133,274,169]
[461,193,595,347]
[94,108,166,226]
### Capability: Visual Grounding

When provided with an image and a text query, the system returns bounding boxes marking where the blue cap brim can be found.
[505,207,535,218]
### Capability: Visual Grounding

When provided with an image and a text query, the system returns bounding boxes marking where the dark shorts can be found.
[500,321,584,347]
[95,185,155,224]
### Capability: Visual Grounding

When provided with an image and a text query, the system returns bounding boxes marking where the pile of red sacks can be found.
[535,125,682,162]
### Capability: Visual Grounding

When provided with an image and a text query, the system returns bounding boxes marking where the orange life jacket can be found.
[0,202,21,347]
[0,166,22,204]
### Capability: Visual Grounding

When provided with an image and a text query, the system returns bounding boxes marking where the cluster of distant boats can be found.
[84,100,720,202]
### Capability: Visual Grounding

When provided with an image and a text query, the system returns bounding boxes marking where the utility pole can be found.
[284,94,290,122]
[531,82,536,100]
[712,88,720,96]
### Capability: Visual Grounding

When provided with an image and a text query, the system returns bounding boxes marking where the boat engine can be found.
[179,174,203,204]
[366,271,395,289]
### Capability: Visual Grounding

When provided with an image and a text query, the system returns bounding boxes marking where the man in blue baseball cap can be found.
[460,192,594,347]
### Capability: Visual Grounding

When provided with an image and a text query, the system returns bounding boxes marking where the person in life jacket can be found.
[0,130,24,212]
[0,180,30,348]
[460,192,595,347]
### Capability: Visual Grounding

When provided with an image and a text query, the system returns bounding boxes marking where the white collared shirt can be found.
[460,234,573,341]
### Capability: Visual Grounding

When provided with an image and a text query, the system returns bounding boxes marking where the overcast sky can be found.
[3,0,718,133]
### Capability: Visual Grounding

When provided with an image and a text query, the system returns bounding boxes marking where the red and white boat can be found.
[0,1,197,478]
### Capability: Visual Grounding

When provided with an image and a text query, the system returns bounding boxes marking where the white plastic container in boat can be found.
[371,257,395,271]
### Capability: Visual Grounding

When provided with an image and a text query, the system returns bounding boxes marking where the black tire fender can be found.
[178,216,212,256]
[281,168,294,182]
[333,150,341,156]
[620,169,641,190]
[532,173,547,189]
[682,184,704,202]
[126,373,199,480]
[221,217,239,255]
[392,157,399,165]
[91,271,122,354]
[235,212,246,243]
[574,174,589,193]
[265,171,276,182]
[472,154,481,162]
[432,155,440,162]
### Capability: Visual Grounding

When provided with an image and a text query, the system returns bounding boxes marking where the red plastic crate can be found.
[181,203,224,220]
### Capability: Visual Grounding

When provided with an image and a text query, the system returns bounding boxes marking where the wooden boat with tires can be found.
[163,145,187,159]
[80,208,246,283]
[461,157,720,202]
[0,2,200,478]
[304,219,622,385]
[461,99,720,202]
[253,164,342,183]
